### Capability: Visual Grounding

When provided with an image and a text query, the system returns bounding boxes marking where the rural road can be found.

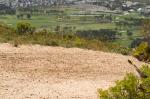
[0,43,144,99]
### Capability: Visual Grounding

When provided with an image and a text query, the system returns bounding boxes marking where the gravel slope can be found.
[0,43,145,99]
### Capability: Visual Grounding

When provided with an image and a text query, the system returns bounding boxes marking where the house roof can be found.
[146,6,150,9]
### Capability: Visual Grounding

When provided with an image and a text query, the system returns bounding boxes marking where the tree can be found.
[20,14,24,19]
[27,14,31,19]
[16,22,35,35]
[127,30,133,37]
[17,14,20,19]
[16,14,23,19]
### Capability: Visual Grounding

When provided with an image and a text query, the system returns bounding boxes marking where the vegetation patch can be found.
[133,42,150,62]
[0,22,129,54]
[99,65,150,99]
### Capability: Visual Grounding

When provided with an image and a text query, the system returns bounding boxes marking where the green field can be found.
[0,15,116,30]
[0,10,145,48]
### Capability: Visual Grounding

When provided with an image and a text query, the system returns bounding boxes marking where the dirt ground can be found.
[0,43,145,99]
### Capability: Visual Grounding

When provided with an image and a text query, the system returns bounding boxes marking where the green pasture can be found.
[0,15,116,30]
[0,12,143,47]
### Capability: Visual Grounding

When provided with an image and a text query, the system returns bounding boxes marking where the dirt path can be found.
[0,43,144,99]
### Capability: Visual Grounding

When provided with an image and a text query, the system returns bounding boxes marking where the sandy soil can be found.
[0,43,145,99]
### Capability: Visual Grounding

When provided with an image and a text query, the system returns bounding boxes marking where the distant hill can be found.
[0,0,149,9]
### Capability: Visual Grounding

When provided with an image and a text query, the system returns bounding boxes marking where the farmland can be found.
[0,6,119,47]
[0,15,116,30]
[0,10,144,48]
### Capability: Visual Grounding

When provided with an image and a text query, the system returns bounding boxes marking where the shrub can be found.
[45,40,59,46]
[76,29,117,41]
[133,42,150,61]
[115,47,131,55]
[54,25,61,33]
[16,22,35,35]
[98,65,150,99]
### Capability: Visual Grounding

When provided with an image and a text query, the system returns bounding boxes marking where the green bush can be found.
[45,40,59,46]
[114,47,131,55]
[16,22,35,35]
[98,65,150,99]
[133,42,150,61]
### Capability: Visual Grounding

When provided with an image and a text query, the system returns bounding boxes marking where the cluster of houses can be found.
[0,0,149,16]
[141,6,150,16]
[122,1,150,16]
[0,0,69,8]
[83,0,150,16]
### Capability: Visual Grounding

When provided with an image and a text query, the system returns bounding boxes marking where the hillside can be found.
[0,43,146,99]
